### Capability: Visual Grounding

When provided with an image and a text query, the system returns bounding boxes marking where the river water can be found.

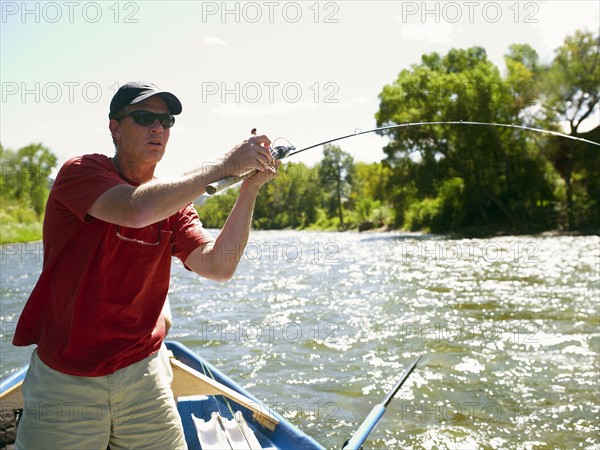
[1,231,598,449]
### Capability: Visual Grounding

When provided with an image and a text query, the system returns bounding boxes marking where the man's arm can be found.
[184,167,277,282]
[162,296,173,335]
[87,137,273,228]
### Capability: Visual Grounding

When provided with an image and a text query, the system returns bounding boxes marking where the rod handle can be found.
[205,145,293,195]
[206,170,258,195]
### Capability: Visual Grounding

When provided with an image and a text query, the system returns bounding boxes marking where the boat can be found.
[1,341,421,449]
[0,340,325,450]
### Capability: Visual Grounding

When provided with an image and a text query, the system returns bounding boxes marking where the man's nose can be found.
[149,119,164,131]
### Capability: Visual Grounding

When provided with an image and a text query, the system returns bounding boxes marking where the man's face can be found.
[110,95,172,166]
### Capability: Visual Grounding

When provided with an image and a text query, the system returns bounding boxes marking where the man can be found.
[13,81,279,449]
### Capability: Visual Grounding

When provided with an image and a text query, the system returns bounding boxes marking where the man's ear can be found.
[109,119,121,143]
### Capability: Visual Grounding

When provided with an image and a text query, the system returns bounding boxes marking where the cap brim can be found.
[131,91,183,115]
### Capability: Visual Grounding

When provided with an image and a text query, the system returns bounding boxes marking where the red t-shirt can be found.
[13,154,212,376]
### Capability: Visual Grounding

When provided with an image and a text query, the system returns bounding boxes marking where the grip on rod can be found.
[205,144,293,195]
[206,170,257,195]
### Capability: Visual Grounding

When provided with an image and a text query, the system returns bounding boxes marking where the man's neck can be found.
[112,155,155,184]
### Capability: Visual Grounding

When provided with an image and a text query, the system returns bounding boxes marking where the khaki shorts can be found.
[16,345,187,450]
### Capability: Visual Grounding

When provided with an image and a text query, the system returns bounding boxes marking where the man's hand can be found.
[243,159,281,190]
[222,134,274,177]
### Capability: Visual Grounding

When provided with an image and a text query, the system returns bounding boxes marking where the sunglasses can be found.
[116,110,175,128]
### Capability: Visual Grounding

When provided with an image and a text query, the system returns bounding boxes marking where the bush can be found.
[304,208,340,231]
[403,178,465,232]
[354,198,395,230]
[196,189,239,228]
[404,197,442,232]
[0,202,43,243]
[0,221,43,244]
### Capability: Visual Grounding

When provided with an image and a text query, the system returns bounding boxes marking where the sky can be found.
[1,1,599,178]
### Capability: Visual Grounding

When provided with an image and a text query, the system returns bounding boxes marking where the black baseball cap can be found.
[109,81,182,119]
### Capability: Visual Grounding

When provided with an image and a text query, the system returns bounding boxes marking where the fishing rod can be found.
[205,121,600,195]
[342,354,422,450]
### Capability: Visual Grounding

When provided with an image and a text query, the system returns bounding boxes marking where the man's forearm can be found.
[198,181,260,281]
[115,141,271,228]
[127,160,233,225]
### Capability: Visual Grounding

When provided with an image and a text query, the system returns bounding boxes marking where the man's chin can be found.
[145,146,166,161]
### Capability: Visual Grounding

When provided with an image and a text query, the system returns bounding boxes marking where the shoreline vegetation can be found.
[2,31,599,245]
[1,142,56,245]
[0,220,43,244]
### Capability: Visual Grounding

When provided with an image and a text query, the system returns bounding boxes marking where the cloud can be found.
[398,21,454,44]
[203,35,227,46]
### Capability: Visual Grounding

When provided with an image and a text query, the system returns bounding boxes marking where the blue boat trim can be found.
[0,366,27,393]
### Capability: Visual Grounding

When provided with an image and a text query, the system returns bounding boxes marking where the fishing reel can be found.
[251,128,295,161]
[206,133,296,195]
[270,144,295,161]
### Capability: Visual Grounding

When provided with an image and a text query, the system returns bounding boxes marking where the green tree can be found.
[318,145,354,229]
[351,162,395,230]
[253,162,323,229]
[504,43,541,111]
[0,143,57,216]
[197,162,325,231]
[537,30,600,229]
[1,143,58,243]
[195,187,239,229]
[376,46,557,232]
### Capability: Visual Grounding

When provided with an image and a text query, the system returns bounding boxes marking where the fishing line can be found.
[285,120,600,158]
[206,121,599,195]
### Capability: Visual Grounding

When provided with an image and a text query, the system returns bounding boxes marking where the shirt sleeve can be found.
[171,203,214,264]
[51,154,127,222]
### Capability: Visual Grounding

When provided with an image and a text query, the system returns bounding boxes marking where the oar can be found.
[343,354,422,450]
